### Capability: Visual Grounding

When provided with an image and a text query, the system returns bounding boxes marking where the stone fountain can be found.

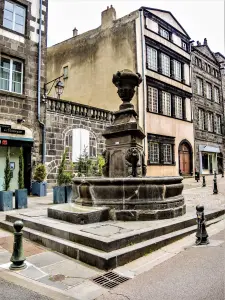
[48,70,185,223]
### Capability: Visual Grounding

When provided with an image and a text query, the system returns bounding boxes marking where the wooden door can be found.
[180,144,190,175]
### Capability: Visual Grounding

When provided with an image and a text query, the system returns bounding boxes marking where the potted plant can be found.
[32,164,47,196]
[53,148,73,204]
[0,148,13,211]
[15,148,28,209]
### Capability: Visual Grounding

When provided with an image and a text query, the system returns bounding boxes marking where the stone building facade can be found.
[45,97,113,188]
[191,39,224,175]
[0,0,48,193]
[47,6,195,178]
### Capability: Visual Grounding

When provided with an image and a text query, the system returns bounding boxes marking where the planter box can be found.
[53,185,72,204]
[0,191,13,211]
[32,182,47,197]
[15,189,28,209]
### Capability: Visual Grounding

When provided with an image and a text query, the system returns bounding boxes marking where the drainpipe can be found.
[37,0,46,163]
[139,9,146,155]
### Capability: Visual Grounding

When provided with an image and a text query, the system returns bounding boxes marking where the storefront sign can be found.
[0,124,25,135]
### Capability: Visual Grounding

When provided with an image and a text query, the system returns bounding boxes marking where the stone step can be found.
[0,215,223,271]
[4,210,224,252]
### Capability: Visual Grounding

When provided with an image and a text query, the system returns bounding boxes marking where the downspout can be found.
[37,0,46,163]
[139,9,146,155]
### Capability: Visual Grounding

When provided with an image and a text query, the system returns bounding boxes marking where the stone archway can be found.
[178,140,193,176]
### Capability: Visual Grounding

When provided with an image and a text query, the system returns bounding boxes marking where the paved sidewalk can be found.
[0,176,224,300]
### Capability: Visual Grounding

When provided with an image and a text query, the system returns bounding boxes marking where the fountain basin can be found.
[73,176,186,221]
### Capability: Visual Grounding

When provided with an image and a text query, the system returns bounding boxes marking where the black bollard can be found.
[213,178,218,194]
[222,172,224,178]
[214,171,217,179]
[10,220,26,270]
[195,205,209,245]
[202,175,206,187]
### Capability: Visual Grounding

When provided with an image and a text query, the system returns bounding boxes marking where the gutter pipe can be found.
[37,0,46,164]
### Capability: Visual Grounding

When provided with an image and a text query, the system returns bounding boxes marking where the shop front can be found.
[0,123,33,194]
[199,145,222,175]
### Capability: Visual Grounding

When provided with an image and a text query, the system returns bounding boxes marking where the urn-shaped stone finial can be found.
[112,69,142,110]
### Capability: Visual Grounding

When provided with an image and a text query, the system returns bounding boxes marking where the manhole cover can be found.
[92,272,130,289]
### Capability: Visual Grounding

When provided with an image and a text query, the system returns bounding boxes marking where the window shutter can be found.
[182,97,186,120]
[158,52,162,73]
[158,89,163,114]
[170,59,174,78]
[171,94,175,117]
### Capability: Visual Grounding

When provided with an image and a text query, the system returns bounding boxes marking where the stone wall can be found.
[0,0,48,163]
[45,97,113,188]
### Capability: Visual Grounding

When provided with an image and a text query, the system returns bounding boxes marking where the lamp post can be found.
[44,75,65,99]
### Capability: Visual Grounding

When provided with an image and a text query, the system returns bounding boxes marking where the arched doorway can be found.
[179,140,193,176]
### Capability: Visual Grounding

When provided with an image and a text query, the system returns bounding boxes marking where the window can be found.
[161,53,170,76]
[63,66,68,79]
[214,87,220,103]
[215,70,219,78]
[196,77,203,95]
[0,56,23,94]
[174,60,181,81]
[206,82,212,99]
[147,86,158,113]
[207,112,213,132]
[163,144,172,164]
[198,59,202,68]
[149,142,159,163]
[182,41,187,50]
[213,68,216,76]
[148,134,174,166]
[3,1,26,34]
[215,115,221,134]
[72,128,97,162]
[195,57,198,65]
[198,109,205,130]
[147,47,158,71]
[159,27,169,40]
[175,96,183,119]
[207,64,211,73]
[162,91,171,116]
[204,63,207,71]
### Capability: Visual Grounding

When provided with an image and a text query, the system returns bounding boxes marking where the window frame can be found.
[146,46,158,71]
[207,112,213,132]
[174,95,183,119]
[198,109,205,130]
[149,142,159,163]
[63,66,68,79]
[159,26,170,40]
[215,114,221,134]
[161,53,170,76]
[214,86,220,103]
[3,0,26,35]
[181,41,187,51]
[163,144,172,164]
[162,91,171,116]
[206,82,212,100]
[0,55,23,94]
[147,86,158,113]
[173,60,182,81]
[196,77,203,96]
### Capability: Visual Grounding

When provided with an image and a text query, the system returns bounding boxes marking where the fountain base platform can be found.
[56,176,186,223]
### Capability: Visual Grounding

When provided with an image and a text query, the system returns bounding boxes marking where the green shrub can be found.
[18,147,24,189]
[4,148,11,191]
[57,148,73,186]
[33,164,46,182]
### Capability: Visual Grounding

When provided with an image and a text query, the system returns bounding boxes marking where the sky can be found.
[48,0,225,54]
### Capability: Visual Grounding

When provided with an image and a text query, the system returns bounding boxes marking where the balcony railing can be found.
[46,97,114,122]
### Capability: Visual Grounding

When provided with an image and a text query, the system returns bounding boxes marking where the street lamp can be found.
[44,75,64,99]
[55,80,64,99]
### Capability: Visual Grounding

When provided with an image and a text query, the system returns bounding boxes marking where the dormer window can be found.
[182,41,187,50]
[159,27,170,40]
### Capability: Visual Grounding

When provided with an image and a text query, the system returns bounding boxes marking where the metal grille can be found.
[92,272,130,289]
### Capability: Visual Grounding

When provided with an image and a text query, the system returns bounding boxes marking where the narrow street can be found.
[97,229,225,300]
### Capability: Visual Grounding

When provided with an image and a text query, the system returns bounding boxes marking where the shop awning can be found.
[199,145,220,153]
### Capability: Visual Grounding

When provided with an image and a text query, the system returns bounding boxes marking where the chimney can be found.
[197,41,201,46]
[203,38,208,45]
[101,5,116,29]
[73,27,78,37]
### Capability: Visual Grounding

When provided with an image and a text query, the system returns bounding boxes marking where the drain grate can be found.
[92,272,130,289]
